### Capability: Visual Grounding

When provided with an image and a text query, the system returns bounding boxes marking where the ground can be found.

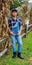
[0,31,32,65]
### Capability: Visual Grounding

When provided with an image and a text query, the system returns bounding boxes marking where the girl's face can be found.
[11,11,17,17]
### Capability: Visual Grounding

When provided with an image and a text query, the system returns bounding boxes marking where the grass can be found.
[0,31,32,65]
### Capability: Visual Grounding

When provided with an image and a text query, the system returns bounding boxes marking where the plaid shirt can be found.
[8,17,23,30]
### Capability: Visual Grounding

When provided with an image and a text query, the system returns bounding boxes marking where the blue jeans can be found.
[10,35,22,53]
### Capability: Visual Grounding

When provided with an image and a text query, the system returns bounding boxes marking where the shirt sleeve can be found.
[8,18,11,27]
[19,18,23,26]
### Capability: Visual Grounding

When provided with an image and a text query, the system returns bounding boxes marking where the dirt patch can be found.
[28,57,32,64]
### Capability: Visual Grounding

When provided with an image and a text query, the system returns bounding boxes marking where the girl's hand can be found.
[10,32,14,36]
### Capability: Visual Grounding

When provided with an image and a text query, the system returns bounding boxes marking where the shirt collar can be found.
[11,17,18,22]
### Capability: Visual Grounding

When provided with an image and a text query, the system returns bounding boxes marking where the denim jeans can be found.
[10,35,22,53]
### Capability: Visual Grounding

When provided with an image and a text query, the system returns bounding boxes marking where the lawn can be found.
[0,31,32,65]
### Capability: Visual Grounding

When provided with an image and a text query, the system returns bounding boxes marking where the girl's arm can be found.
[5,17,14,36]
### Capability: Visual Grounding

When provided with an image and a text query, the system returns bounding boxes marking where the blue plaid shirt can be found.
[8,17,23,30]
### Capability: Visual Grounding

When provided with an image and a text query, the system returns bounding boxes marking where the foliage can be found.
[10,0,23,10]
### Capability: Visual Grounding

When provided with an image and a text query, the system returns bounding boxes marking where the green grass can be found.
[0,31,32,65]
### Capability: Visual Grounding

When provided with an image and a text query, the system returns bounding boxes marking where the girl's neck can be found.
[12,16,17,20]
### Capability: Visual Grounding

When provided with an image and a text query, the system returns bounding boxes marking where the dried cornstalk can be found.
[0,0,12,51]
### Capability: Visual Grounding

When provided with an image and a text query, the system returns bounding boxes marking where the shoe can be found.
[12,52,16,58]
[18,52,24,59]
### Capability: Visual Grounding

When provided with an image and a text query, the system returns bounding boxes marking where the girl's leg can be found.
[10,36,17,58]
[16,36,24,59]
[11,36,16,52]
[16,36,22,53]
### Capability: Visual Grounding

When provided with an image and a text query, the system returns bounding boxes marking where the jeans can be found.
[10,35,22,53]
